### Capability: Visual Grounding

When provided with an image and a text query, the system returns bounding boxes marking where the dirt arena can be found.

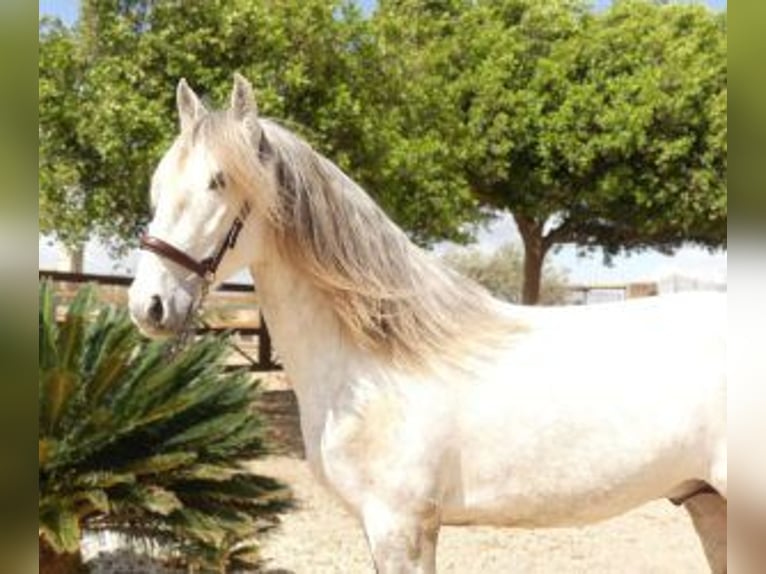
[248,456,709,574]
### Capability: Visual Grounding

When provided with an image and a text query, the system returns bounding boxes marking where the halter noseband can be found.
[140,202,252,284]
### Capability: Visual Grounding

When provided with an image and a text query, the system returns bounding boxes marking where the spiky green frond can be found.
[39,282,291,570]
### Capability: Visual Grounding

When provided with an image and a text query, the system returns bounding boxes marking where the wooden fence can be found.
[39,269,281,372]
[566,282,658,305]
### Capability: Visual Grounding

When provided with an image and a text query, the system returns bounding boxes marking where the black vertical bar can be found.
[258,312,273,369]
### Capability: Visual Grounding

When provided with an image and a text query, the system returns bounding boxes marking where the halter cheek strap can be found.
[140,202,252,283]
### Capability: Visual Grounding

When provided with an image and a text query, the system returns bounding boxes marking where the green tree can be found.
[365,0,484,243]
[443,242,570,305]
[38,18,90,260]
[39,0,481,256]
[39,283,291,573]
[39,4,168,258]
[376,0,727,304]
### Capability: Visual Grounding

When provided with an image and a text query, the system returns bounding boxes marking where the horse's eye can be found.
[209,171,226,191]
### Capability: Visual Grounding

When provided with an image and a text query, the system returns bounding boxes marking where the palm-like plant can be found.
[39,282,291,573]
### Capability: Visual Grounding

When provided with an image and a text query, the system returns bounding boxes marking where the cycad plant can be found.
[39,282,291,573]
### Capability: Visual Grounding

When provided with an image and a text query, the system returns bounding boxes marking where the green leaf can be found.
[76,489,110,513]
[41,368,78,435]
[72,471,136,489]
[176,464,240,482]
[132,486,183,516]
[39,438,55,468]
[39,505,81,554]
[119,453,198,476]
[38,281,59,371]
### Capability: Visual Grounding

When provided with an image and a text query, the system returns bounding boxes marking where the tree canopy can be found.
[40,0,726,304]
[375,0,726,303]
[39,0,480,254]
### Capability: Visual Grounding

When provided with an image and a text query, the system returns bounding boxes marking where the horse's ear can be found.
[231,73,258,121]
[176,78,206,131]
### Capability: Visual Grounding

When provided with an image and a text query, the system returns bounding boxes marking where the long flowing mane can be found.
[200,112,519,366]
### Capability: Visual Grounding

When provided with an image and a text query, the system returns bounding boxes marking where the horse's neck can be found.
[248,247,355,448]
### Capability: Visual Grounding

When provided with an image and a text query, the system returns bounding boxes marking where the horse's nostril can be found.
[148,295,164,325]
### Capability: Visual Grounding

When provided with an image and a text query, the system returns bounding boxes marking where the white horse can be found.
[129,75,727,573]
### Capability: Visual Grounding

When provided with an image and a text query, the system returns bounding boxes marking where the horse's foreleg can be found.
[683,492,727,574]
[361,499,440,574]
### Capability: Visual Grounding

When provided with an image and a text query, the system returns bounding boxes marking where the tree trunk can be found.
[57,244,84,273]
[521,240,544,305]
[514,215,546,305]
[39,536,84,574]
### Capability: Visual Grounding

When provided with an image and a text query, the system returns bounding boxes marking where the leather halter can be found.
[140,202,251,283]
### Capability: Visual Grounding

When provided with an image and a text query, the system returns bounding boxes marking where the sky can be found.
[39,0,77,24]
[38,0,728,25]
[38,0,727,287]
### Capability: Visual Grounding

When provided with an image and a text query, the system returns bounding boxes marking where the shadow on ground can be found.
[87,549,297,574]
[86,549,183,573]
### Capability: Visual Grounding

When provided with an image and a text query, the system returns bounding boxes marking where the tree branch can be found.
[542,219,575,252]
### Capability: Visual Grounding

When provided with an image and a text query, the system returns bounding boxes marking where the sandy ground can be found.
[249,456,709,574]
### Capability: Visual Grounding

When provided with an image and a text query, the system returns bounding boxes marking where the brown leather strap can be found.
[140,235,213,279]
[205,216,245,277]
[140,202,251,283]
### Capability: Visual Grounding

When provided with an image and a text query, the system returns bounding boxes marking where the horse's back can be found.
[439,291,726,527]
[503,291,725,383]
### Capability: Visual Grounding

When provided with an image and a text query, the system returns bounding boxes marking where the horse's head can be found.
[129,74,265,337]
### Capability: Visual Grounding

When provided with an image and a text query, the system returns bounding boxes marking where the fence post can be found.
[258,313,274,370]
[626,282,658,299]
